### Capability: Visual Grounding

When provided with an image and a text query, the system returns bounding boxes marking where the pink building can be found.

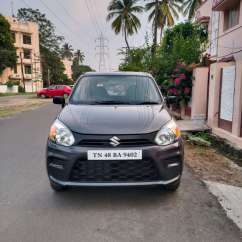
[62,58,73,80]
[0,17,43,92]
[195,0,242,148]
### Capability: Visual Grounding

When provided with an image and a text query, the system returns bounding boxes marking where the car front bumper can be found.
[46,139,184,187]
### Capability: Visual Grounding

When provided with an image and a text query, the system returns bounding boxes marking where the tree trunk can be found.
[124,28,130,52]
[160,27,163,42]
[151,0,159,56]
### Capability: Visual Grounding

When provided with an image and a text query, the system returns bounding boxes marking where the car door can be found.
[55,85,64,96]
[47,85,57,97]
[63,85,71,96]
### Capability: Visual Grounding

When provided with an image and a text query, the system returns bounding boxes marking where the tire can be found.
[63,93,69,99]
[162,178,181,192]
[50,180,67,192]
[40,94,46,99]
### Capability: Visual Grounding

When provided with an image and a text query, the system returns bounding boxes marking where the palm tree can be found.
[61,43,73,60]
[146,0,159,54]
[183,0,203,20]
[146,0,182,52]
[107,0,143,51]
[74,50,85,65]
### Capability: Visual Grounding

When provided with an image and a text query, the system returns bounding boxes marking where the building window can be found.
[24,65,32,74]
[11,32,16,43]
[23,34,31,45]
[224,3,240,31]
[23,49,31,59]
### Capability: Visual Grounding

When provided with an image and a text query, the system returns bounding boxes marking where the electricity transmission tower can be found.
[95,33,109,72]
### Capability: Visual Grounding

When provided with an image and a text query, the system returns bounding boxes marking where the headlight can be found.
[155,119,181,146]
[49,119,75,146]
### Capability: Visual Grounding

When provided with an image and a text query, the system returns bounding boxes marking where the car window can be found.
[56,85,63,90]
[48,85,56,90]
[70,75,162,105]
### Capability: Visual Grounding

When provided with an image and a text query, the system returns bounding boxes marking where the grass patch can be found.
[0,101,47,118]
[184,131,242,168]
[0,93,33,97]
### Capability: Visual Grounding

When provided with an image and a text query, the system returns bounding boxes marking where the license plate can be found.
[87,150,142,160]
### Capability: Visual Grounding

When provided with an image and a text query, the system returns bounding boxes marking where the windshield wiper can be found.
[136,101,161,105]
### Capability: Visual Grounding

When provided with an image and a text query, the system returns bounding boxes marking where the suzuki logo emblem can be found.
[110,136,120,147]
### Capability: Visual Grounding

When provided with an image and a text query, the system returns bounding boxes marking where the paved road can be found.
[0,104,241,242]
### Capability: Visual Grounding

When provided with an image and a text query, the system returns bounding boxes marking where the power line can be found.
[84,0,101,35]
[21,0,32,9]
[37,0,91,51]
[21,0,82,49]
[95,33,109,72]
[54,0,94,40]
[88,0,103,34]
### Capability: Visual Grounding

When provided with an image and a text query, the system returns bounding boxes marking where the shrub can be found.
[18,85,25,93]
[6,80,20,88]
[168,64,193,104]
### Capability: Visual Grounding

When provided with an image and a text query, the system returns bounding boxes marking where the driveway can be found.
[0,104,241,242]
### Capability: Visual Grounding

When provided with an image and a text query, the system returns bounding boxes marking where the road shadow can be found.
[46,185,181,211]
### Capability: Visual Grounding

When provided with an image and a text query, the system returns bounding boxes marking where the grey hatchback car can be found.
[47,72,184,192]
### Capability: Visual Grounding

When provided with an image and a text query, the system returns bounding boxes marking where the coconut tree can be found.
[61,43,73,60]
[107,0,143,51]
[183,0,203,20]
[146,0,182,53]
[74,49,85,65]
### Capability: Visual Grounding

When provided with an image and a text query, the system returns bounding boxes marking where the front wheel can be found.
[162,178,181,192]
[50,180,67,192]
[40,94,46,98]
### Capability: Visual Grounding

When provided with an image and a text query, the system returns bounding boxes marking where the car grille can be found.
[78,139,153,147]
[69,159,160,182]
[74,133,157,147]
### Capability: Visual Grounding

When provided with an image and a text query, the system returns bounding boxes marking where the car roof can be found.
[82,72,153,78]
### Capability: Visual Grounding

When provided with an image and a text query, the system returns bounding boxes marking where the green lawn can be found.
[0,100,49,118]
[0,92,34,97]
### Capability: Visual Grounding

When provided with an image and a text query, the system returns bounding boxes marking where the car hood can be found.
[58,104,171,135]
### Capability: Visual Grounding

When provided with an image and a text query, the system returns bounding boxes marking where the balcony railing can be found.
[24,74,32,80]
[213,0,238,11]
[213,0,223,9]
[9,74,21,79]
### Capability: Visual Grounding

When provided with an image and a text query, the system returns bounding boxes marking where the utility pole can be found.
[95,33,109,72]
[19,52,25,92]
[10,1,14,17]
[47,69,50,87]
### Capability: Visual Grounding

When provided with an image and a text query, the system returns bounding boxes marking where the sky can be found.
[1,0,185,71]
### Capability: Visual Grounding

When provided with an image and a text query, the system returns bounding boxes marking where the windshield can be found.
[69,75,162,105]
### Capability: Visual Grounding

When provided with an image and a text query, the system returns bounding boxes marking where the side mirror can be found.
[165,96,177,107]
[53,96,65,108]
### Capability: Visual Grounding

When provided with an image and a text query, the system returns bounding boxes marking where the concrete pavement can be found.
[0,104,241,242]
[206,181,242,231]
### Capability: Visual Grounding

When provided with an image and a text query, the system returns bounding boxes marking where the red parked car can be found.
[37,85,72,98]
